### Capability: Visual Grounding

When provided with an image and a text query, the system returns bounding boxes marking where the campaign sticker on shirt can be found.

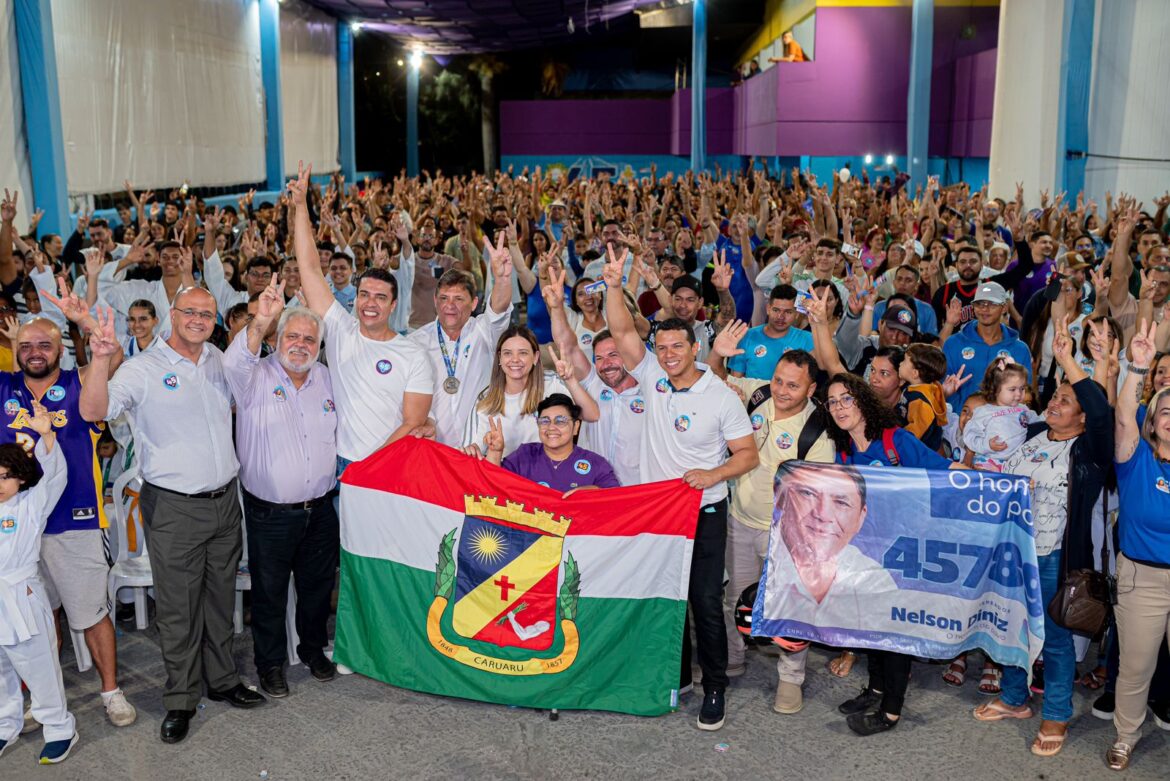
[776,432,794,450]
[600,389,613,401]
[574,459,592,475]
[754,345,767,358]
[1081,302,1093,316]
[162,373,180,390]
[674,415,691,432]
[996,350,1011,360]
[870,460,885,467]
[961,347,976,361]
[629,398,645,414]
[1018,411,1029,427]
[273,385,287,402]
[0,516,15,534]
[1157,477,1170,494]
[1030,450,1049,463]
[655,378,670,394]
[463,343,471,357]
[750,413,764,431]
[4,399,18,416]
[581,333,594,347]
[537,481,550,488]
[45,385,65,403]
[375,359,393,375]
[323,399,336,413]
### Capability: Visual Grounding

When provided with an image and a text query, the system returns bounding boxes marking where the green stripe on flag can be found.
[334,550,687,717]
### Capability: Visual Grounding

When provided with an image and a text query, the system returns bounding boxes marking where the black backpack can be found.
[746,384,828,461]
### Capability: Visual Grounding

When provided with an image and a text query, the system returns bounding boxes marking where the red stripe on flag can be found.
[341,438,701,540]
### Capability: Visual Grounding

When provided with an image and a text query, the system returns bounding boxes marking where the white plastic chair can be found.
[106,466,153,631]
[286,577,300,666]
[234,491,251,634]
[69,628,93,672]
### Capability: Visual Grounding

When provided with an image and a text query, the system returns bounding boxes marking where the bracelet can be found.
[863,305,874,311]
[649,282,662,292]
[1130,365,1151,375]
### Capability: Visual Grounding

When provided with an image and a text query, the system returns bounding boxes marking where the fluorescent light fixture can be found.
[409,50,423,69]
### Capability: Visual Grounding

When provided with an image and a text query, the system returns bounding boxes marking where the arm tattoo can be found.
[716,287,736,327]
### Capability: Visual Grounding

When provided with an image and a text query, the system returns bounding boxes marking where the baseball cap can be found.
[973,281,1008,305]
[881,305,918,335]
[671,276,702,297]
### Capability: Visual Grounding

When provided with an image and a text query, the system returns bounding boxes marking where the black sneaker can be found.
[306,656,337,682]
[1030,661,1045,694]
[1151,700,1170,731]
[697,689,726,731]
[1091,691,1115,720]
[847,711,899,736]
[259,667,289,698]
[838,687,882,716]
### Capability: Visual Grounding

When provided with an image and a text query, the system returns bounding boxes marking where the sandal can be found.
[1106,740,1133,771]
[828,651,856,678]
[973,698,1033,722]
[943,656,967,687]
[978,663,1003,695]
[1080,666,1107,690]
[1030,721,1068,757]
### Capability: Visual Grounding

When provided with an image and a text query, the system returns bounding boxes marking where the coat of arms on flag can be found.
[427,496,580,675]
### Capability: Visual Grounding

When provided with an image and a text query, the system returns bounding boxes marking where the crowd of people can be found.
[0,158,1168,771]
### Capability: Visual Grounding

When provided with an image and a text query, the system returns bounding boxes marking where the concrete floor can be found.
[4,619,1169,781]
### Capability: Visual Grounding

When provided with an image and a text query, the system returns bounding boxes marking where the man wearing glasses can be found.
[80,286,266,744]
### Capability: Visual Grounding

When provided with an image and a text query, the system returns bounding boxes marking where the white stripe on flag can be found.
[340,484,692,601]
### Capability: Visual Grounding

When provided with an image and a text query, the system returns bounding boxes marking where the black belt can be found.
[242,489,331,512]
[146,480,235,500]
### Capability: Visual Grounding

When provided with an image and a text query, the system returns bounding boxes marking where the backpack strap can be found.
[796,403,828,461]
[746,384,771,416]
[881,427,900,466]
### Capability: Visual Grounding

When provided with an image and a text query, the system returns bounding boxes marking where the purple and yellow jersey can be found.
[0,370,107,534]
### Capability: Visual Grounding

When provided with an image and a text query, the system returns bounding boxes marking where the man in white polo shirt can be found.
[288,163,434,471]
[406,239,513,447]
[603,248,759,732]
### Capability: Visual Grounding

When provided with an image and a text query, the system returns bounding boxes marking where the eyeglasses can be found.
[536,415,572,428]
[247,269,273,279]
[174,307,216,322]
[826,395,856,410]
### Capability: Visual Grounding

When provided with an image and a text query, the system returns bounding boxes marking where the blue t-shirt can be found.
[1116,438,1170,565]
[715,233,761,324]
[838,427,953,470]
[524,284,570,343]
[726,325,814,380]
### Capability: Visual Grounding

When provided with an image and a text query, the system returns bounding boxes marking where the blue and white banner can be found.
[753,462,1045,672]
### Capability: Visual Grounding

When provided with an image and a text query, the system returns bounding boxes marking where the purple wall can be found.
[500,5,999,159]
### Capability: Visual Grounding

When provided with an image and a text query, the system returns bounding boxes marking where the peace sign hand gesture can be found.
[541,265,567,309]
[287,160,312,207]
[711,249,734,291]
[550,344,574,383]
[1130,319,1158,369]
[484,231,513,281]
[483,416,505,455]
[254,274,286,328]
[40,277,92,326]
[88,307,121,359]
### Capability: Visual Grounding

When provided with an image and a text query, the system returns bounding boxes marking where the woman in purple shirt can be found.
[484,393,620,496]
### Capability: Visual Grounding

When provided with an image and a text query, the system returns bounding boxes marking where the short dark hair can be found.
[316,241,334,252]
[894,264,921,281]
[356,267,399,301]
[157,240,182,254]
[905,343,947,384]
[591,328,615,352]
[246,256,275,272]
[128,299,157,318]
[769,284,798,303]
[90,218,110,230]
[226,302,250,324]
[776,348,818,383]
[0,443,41,490]
[437,268,477,300]
[654,316,697,345]
[816,238,841,253]
[955,244,982,263]
[537,392,582,421]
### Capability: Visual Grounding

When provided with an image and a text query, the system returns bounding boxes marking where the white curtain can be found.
[0,0,33,225]
[281,0,339,176]
[50,0,266,194]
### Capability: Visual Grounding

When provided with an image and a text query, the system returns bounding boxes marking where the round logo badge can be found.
[996,350,1011,360]
[162,373,180,390]
[273,385,287,402]
[629,398,645,414]
[1030,451,1049,463]
[581,333,593,347]
[674,415,691,432]
[777,432,794,450]
[753,345,767,358]
[574,460,592,475]
[870,460,885,467]
[600,389,613,401]
[961,347,975,361]
[323,399,336,413]
[0,516,15,534]
[4,399,18,416]
[896,309,912,324]
[375,359,393,375]
[1157,477,1170,494]
[45,385,65,403]
[655,378,670,394]
[1018,411,1029,427]
[750,413,764,431]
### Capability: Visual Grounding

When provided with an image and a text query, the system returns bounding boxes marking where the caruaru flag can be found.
[334,438,702,716]
[754,462,1046,673]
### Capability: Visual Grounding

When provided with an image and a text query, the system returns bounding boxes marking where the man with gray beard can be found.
[222,275,340,699]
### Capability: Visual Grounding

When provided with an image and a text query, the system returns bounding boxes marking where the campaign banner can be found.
[334,438,702,716]
[753,462,1045,672]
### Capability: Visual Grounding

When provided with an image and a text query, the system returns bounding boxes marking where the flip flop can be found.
[828,651,856,678]
[973,699,1033,722]
[978,664,1002,695]
[1079,667,1107,690]
[943,657,967,687]
[1030,724,1068,757]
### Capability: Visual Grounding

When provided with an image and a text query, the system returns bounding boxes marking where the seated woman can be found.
[483,393,620,497]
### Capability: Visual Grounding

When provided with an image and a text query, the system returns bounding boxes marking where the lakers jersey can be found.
[0,370,107,535]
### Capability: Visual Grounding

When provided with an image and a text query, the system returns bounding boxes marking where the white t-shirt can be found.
[630,352,753,506]
[464,372,569,457]
[323,301,435,461]
[406,306,512,447]
[580,369,643,486]
[1002,432,1076,556]
[565,309,605,363]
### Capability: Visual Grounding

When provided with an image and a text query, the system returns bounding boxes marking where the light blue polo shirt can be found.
[726,325,814,380]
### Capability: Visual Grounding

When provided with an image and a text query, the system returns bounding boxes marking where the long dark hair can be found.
[824,372,903,454]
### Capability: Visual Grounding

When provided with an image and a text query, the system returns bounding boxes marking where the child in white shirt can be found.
[963,360,1041,472]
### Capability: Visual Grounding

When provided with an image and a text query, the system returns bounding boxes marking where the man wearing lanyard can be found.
[222,275,339,698]
[407,239,514,447]
[602,248,759,731]
[80,287,265,745]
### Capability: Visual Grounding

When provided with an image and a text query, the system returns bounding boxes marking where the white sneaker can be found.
[104,689,137,727]
[22,707,39,734]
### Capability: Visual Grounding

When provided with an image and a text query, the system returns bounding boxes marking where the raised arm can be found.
[710,249,737,329]
[288,161,334,318]
[1117,319,1156,463]
[0,189,17,287]
[552,345,599,422]
[543,266,590,381]
[602,244,647,369]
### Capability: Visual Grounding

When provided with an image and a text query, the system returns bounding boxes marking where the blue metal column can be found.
[259,0,285,190]
[906,0,934,189]
[337,23,357,182]
[1058,0,1094,197]
[689,0,707,172]
[406,57,420,177]
[13,0,69,237]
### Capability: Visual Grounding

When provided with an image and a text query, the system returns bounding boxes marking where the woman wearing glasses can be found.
[822,373,961,737]
[481,393,620,496]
